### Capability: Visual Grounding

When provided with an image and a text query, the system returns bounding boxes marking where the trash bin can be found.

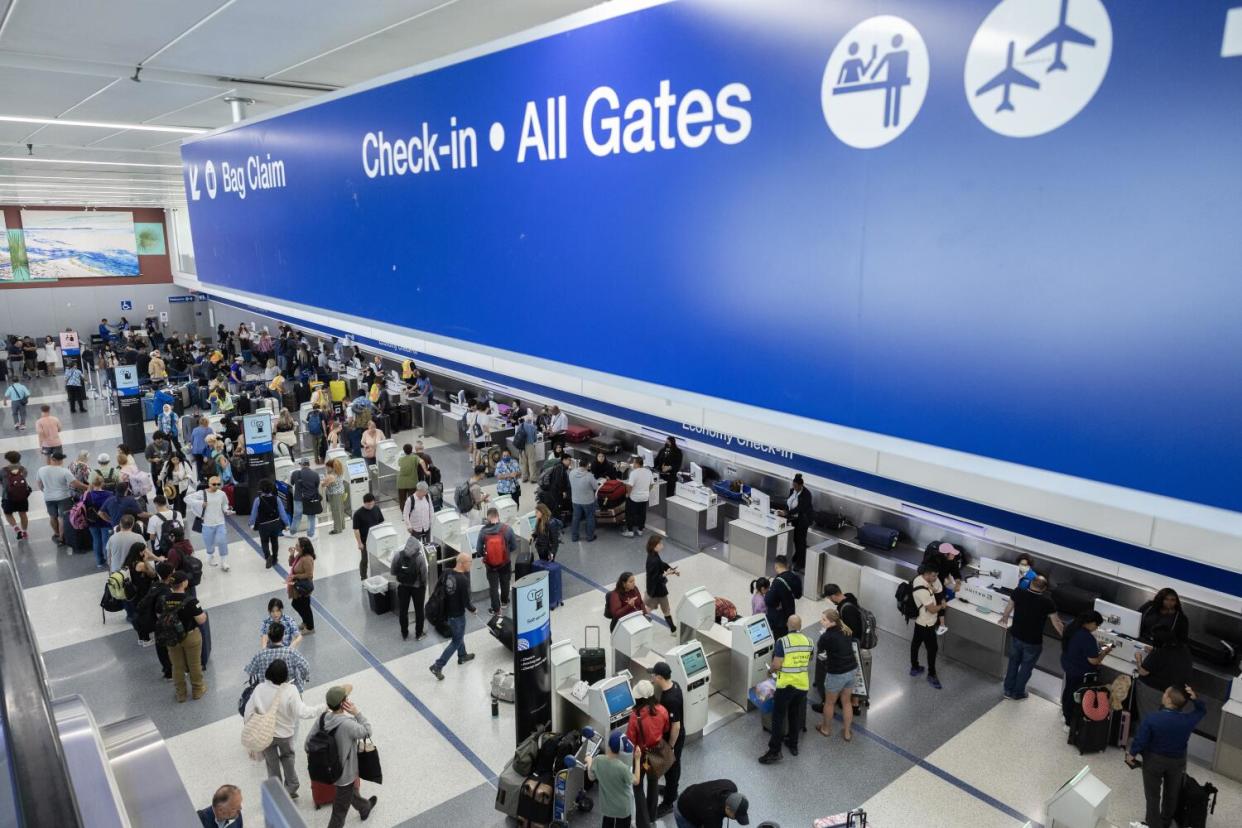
[363,576,391,615]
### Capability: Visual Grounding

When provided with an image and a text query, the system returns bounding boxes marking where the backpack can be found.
[424,573,449,626]
[895,581,927,623]
[426,464,442,486]
[483,529,508,567]
[4,467,30,501]
[241,685,286,754]
[100,578,126,613]
[135,585,168,636]
[106,570,133,601]
[603,590,615,620]
[127,470,154,498]
[156,515,184,554]
[69,497,90,530]
[307,410,323,435]
[453,481,473,514]
[849,600,879,650]
[182,553,203,588]
[305,713,344,784]
[154,595,188,647]
[99,466,120,493]
[539,465,557,493]
[512,424,528,451]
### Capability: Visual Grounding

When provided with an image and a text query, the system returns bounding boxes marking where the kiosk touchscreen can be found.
[464,524,487,591]
[728,614,775,710]
[492,495,518,527]
[431,508,467,550]
[365,523,401,573]
[588,676,636,734]
[346,458,371,508]
[666,641,711,739]
[613,613,653,673]
[1045,767,1111,828]
[375,439,400,469]
[675,586,715,644]
[513,510,539,541]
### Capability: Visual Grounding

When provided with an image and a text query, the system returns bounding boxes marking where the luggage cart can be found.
[551,728,602,826]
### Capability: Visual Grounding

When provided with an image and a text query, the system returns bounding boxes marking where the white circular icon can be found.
[821,16,930,149]
[965,0,1112,138]
[204,160,218,199]
[489,122,505,152]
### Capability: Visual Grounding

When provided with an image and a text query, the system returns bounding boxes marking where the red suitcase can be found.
[312,778,360,809]
[564,425,593,443]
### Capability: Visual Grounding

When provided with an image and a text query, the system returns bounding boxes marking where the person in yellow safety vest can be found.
[401,359,415,380]
[759,614,812,765]
[368,381,382,404]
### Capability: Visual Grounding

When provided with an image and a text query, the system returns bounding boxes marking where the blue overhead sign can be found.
[168,295,196,303]
[181,0,1242,512]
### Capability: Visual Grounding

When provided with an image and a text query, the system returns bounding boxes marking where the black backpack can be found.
[425,573,449,626]
[157,516,184,554]
[305,713,343,784]
[453,481,473,514]
[154,595,188,647]
[182,554,203,588]
[895,582,927,623]
[512,424,528,451]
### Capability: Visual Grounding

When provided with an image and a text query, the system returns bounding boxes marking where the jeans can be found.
[911,623,939,676]
[258,528,281,562]
[396,583,425,638]
[571,502,596,541]
[201,523,228,558]
[1141,750,1186,828]
[67,384,87,412]
[1003,638,1042,698]
[291,593,314,631]
[168,628,205,701]
[768,686,807,755]
[434,614,468,669]
[10,399,26,426]
[89,526,112,566]
[486,565,511,614]
[263,735,299,795]
[327,781,370,828]
[625,499,648,533]
[291,499,317,537]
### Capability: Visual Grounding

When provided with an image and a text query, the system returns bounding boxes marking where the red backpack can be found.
[5,467,30,501]
[483,529,509,567]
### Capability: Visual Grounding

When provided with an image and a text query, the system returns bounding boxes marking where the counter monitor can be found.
[347,459,369,478]
[747,618,772,645]
[604,682,634,716]
[680,648,708,675]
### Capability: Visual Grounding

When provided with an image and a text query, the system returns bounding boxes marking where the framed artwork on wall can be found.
[134,222,166,255]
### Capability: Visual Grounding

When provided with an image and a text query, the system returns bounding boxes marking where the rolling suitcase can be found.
[579,626,606,685]
[1175,773,1218,828]
[489,614,515,652]
[532,559,562,608]
[564,425,593,443]
[312,778,359,810]
[329,379,347,402]
[589,436,622,455]
[294,381,311,405]
[1068,685,1111,755]
[856,523,899,550]
[595,504,625,526]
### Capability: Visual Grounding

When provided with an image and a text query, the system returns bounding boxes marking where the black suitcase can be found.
[589,436,622,455]
[1068,709,1110,755]
[235,394,252,415]
[814,510,850,531]
[293,381,311,406]
[857,523,899,550]
[579,626,606,685]
[488,614,515,652]
[1175,773,1218,828]
[1188,636,1241,672]
[392,403,412,432]
[1051,584,1100,618]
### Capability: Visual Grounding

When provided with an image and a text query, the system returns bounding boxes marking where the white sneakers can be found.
[208,555,219,567]
[222,560,231,572]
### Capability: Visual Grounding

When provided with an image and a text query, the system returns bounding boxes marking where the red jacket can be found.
[608,587,644,621]
[626,704,670,750]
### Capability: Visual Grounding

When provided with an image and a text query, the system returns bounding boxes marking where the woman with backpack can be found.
[625,679,671,828]
[286,538,317,634]
[813,606,858,741]
[531,503,561,562]
[2,450,31,540]
[123,542,159,644]
[250,479,291,568]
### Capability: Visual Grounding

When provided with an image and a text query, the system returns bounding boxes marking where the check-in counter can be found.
[665,496,725,552]
[944,598,1009,679]
[725,519,791,578]
[421,404,464,446]
[859,566,915,643]
[1214,690,1242,783]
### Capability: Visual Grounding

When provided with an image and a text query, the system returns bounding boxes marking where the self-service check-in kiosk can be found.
[588,675,636,736]
[613,613,653,674]
[373,439,400,502]
[726,614,775,710]
[676,587,716,644]
[432,508,467,555]
[346,458,371,511]
[665,641,711,741]
[550,640,582,733]
[325,446,349,469]
[492,495,518,526]
[464,523,487,592]
[273,455,296,488]
[366,522,401,577]
[665,466,720,551]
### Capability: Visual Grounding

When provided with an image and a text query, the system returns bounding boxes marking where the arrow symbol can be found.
[188,165,200,201]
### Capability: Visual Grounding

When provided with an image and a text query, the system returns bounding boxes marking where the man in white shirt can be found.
[910,564,947,689]
[548,406,568,449]
[243,658,325,799]
[403,481,434,543]
[621,455,655,538]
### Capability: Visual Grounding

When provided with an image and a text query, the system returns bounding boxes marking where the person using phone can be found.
[1125,684,1206,828]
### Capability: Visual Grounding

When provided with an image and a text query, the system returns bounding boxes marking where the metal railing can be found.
[0,530,84,827]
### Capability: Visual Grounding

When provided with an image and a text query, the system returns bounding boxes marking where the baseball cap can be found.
[50,450,66,461]
[939,542,960,558]
[325,684,353,709]
[607,731,632,754]
[725,792,749,824]
[651,662,672,680]
[300,457,311,466]
[97,453,111,464]
[632,679,655,700]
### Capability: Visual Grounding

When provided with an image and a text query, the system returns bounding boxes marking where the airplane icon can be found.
[976,40,1040,112]
[1025,0,1096,72]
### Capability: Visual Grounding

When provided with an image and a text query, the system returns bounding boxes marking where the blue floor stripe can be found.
[225,517,499,787]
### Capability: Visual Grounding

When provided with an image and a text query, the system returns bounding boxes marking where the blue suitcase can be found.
[532,560,563,609]
[857,523,899,550]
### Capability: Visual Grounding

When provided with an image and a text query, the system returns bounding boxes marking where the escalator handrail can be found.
[0,531,84,827]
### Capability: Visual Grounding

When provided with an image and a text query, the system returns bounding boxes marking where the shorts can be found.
[45,498,71,520]
[2,498,29,515]
[822,669,857,694]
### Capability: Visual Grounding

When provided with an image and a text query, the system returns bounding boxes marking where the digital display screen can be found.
[747,618,772,645]
[604,682,634,715]
[346,459,368,478]
[680,648,708,675]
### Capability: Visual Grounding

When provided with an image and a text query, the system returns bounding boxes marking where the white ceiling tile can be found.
[0,0,230,66]
[149,0,448,80]
[86,130,189,151]
[67,78,222,125]
[0,66,113,118]
[275,0,603,86]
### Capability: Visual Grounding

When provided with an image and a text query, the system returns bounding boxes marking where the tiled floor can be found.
[14,373,1240,827]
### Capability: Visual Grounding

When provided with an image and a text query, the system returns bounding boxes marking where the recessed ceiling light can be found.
[0,156,182,169]
[0,115,206,134]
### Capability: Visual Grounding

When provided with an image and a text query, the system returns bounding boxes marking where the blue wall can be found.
[182,0,1242,512]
